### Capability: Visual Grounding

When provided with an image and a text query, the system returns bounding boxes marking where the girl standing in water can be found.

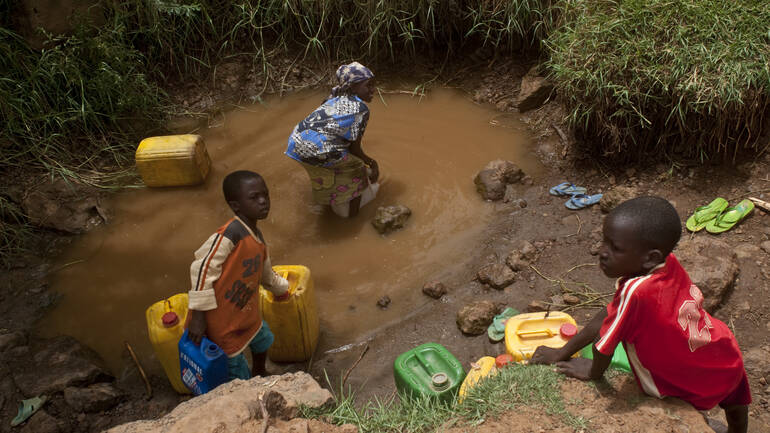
[285,62,380,218]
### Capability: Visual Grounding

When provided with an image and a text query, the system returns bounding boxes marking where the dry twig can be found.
[530,264,611,311]
[341,344,369,389]
[125,341,152,400]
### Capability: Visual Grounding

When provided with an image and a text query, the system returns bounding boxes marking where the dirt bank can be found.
[1,58,769,432]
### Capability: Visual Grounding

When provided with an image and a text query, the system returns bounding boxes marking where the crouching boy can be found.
[187,170,289,380]
[532,196,750,433]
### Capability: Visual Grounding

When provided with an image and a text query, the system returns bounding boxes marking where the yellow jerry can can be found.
[135,134,211,187]
[260,265,319,362]
[458,356,497,402]
[146,293,190,394]
[504,311,579,363]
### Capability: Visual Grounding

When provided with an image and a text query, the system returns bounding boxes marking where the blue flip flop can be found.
[565,193,603,209]
[549,182,587,196]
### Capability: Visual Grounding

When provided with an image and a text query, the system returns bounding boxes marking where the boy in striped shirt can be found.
[532,196,750,433]
[187,171,290,380]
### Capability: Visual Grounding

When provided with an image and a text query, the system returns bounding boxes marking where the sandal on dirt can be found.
[488,307,520,342]
[565,193,602,210]
[705,199,754,234]
[549,182,587,196]
[10,396,47,427]
[685,198,728,232]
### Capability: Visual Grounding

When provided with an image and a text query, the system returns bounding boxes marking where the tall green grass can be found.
[545,0,770,160]
[106,0,554,78]
[0,25,163,171]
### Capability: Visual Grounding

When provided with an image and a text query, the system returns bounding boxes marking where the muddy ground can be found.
[1,56,770,432]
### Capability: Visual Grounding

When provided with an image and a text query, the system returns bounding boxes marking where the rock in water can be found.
[474,169,506,201]
[477,264,516,289]
[473,160,525,201]
[456,301,502,335]
[372,205,411,234]
[515,66,555,113]
[422,281,448,299]
[376,295,391,309]
[599,186,637,213]
[64,383,125,413]
[676,237,738,312]
[20,178,107,233]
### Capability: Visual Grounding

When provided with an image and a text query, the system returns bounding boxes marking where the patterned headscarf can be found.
[330,62,374,98]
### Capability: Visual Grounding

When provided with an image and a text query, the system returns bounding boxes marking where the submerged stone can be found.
[372,205,412,234]
[474,160,525,201]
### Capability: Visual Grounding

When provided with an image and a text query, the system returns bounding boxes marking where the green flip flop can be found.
[705,199,754,234]
[488,307,520,342]
[686,198,728,232]
[10,396,47,427]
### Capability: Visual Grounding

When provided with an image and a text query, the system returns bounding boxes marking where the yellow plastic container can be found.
[504,311,578,363]
[458,356,497,402]
[135,134,211,187]
[146,293,190,394]
[260,265,319,362]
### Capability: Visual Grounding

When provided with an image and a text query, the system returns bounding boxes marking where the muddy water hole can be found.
[42,88,540,376]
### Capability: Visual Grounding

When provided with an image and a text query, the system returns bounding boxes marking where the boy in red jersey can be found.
[187,171,290,380]
[532,196,750,433]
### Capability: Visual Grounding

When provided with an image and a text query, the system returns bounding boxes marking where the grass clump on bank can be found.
[545,0,770,160]
[0,25,164,172]
[301,364,586,432]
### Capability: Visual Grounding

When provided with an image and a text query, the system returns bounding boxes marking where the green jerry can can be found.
[393,343,466,402]
[581,343,632,372]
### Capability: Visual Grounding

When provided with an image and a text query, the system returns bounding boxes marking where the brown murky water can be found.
[41,88,540,375]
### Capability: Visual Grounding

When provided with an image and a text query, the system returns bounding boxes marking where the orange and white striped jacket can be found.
[188,216,288,356]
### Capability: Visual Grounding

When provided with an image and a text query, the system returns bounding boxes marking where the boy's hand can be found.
[556,358,594,381]
[530,346,566,365]
[188,310,207,345]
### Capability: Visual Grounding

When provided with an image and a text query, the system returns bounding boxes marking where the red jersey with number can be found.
[595,254,751,410]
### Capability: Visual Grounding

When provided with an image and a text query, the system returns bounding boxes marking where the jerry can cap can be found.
[495,354,513,368]
[431,373,449,389]
[560,323,577,339]
[162,312,179,327]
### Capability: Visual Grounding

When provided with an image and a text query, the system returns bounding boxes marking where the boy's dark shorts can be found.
[227,321,274,381]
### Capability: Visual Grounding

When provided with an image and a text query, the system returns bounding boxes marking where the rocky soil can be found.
[1,56,770,432]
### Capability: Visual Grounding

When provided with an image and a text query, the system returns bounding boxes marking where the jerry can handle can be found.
[414,352,435,376]
[516,329,554,338]
[164,300,172,312]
